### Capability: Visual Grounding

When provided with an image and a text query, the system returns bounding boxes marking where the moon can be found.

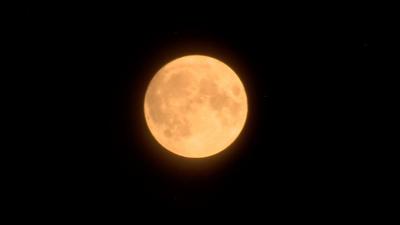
[144,55,247,158]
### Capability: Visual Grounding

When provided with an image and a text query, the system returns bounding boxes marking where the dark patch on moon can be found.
[199,78,218,96]
[209,92,230,111]
[164,71,192,98]
[232,85,241,96]
[229,101,241,116]
[164,129,172,138]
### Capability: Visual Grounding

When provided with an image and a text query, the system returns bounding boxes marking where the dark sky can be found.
[21,2,389,219]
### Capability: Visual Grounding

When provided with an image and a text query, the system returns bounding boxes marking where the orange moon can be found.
[144,55,248,158]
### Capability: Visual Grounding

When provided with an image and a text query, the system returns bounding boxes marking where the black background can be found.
[21,2,390,219]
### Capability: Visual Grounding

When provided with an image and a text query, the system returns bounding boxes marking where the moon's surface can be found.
[144,55,247,158]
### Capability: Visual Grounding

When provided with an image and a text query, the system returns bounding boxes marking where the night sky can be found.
[21,2,389,219]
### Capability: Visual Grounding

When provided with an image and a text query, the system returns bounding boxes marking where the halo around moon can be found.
[144,55,247,158]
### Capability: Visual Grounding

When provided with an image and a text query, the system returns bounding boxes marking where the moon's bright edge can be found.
[144,55,247,158]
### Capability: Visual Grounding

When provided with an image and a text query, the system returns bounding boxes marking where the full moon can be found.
[144,55,248,158]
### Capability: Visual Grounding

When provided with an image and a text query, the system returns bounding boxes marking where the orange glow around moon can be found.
[144,55,248,158]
